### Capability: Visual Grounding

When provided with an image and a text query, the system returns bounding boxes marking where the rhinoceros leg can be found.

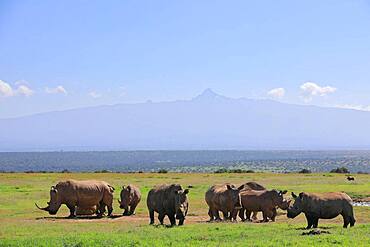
[271,208,277,222]
[305,213,313,229]
[245,210,252,221]
[168,214,176,226]
[149,209,155,225]
[313,217,319,228]
[213,210,221,221]
[178,217,184,226]
[238,208,245,221]
[349,216,356,227]
[158,213,165,225]
[107,205,113,217]
[252,212,258,221]
[67,205,76,218]
[129,205,137,215]
[222,210,229,221]
[97,202,106,218]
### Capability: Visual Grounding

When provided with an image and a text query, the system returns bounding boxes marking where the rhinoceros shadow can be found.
[295,226,334,230]
[36,214,124,220]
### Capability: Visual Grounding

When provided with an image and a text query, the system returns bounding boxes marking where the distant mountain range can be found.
[1,89,370,151]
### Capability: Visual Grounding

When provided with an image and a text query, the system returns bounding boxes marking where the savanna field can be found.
[0,172,369,247]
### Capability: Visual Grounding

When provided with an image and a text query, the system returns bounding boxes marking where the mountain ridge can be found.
[1,89,370,151]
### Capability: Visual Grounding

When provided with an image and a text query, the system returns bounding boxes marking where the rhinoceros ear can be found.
[299,192,305,199]
[226,184,232,190]
[184,189,189,194]
[281,190,288,195]
[291,192,297,198]
[122,186,125,189]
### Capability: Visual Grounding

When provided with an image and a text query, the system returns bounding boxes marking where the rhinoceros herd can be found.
[35,179,356,229]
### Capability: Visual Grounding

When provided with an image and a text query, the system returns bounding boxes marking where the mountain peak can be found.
[192,88,228,101]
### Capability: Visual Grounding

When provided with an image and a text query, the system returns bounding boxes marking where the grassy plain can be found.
[0,172,369,246]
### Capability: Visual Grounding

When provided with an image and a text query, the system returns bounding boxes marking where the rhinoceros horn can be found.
[35,202,49,211]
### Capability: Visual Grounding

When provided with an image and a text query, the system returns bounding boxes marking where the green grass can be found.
[0,173,369,246]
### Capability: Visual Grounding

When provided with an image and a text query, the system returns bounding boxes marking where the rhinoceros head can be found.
[287,192,305,218]
[119,185,131,210]
[175,189,189,220]
[227,184,242,209]
[35,186,62,215]
[271,189,289,210]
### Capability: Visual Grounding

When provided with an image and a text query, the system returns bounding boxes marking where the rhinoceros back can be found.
[56,180,113,207]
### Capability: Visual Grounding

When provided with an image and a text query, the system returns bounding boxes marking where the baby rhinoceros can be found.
[118,185,141,216]
[147,184,189,226]
[287,192,356,229]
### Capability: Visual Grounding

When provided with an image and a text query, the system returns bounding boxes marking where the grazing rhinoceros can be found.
[239,189,289,222]
[237,182,266,220]
[205,183,241,222]
[287,192,356,229]
[147,184,189,226]
[35,179,114,218]
[118,184,141,216]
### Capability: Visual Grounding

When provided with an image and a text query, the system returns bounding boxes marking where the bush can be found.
[61,169,71,173]
[330,167,350,174]
[299,169,312,174]
[157,169,168,174]
[214,168,255,174]
[94,169,111,173]
[214,168,228,174]
[357,171,369,174]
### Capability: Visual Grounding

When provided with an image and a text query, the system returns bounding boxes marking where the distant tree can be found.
[330,167,350,174]
[357,171,369,174]
[158,169,168,174]
[214,168,228,173]
[61,169,71,173]
[299,169,312,174]
[94,169,111,173]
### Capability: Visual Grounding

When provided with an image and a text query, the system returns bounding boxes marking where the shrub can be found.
[299,169,312,174]
[158,169,168,174]
[357,171,369,174]
[214,168,255,174]
[94,169,111,173]
[214,168,228,174]
[330,167,350,174]
[61,169,71,173]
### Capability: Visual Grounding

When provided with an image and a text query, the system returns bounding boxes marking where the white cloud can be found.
[335,104,370,112]
[14,80,30,86]
[300,82,336,101]
[88,91,102,99]
[267,88,285,99]
[45,85,68,95]
[17,85,34,97]
[0,80,36,98]
[0,80,14,97]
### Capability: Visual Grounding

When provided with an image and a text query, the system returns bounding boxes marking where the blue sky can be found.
[1,0,370,118]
